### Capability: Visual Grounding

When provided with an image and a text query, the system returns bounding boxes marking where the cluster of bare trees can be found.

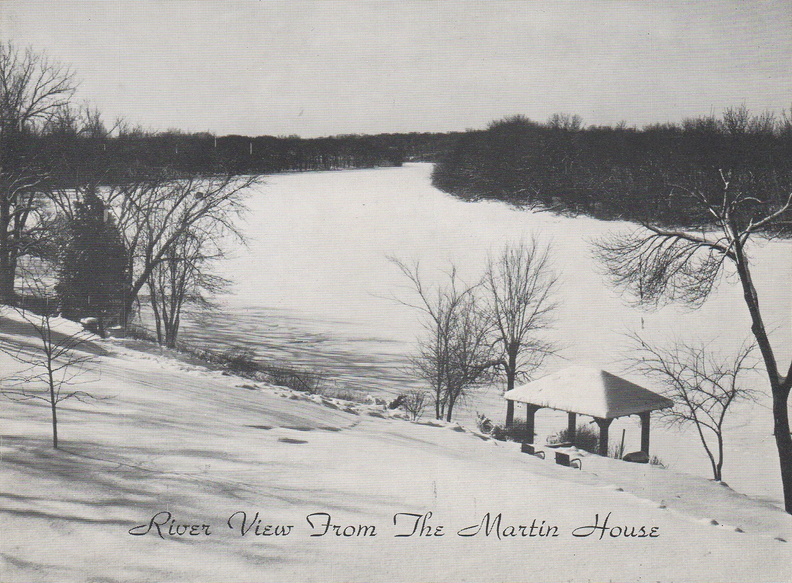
[393,239,557,422]
[48,172,255,343]
[1,43,258,447]
[103,173,254,344]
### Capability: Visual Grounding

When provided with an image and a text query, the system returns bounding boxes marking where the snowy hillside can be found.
[1,309,791,582]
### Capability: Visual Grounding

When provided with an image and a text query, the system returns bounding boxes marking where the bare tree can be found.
[443,291,495,421]
[630,334,757,481]
[0,43,76,304]
[147,223,231,348]
[0,268,100,448]
[595,110,792,511]
[396,260,468,420]
[547,113,584,131]
[40,102,114,139]
[483,239,557,395]
[408,316,451,420]
[392,259,494,421]
[400,389,428,421]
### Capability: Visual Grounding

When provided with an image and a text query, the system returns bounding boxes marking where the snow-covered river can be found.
[177,162,791,507]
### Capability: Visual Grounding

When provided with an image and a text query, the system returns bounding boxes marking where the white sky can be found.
[2,0,791,137]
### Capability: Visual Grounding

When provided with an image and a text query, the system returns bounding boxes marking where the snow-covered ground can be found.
[174,163,790,507]
[1,306,792,582]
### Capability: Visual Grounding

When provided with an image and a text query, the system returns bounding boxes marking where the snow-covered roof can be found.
[503,365,673,419]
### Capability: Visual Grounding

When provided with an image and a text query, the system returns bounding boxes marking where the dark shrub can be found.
[490,421,532,443]
[553,424,600,454]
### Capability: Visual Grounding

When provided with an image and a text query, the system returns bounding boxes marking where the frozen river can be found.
[176,162,791,507]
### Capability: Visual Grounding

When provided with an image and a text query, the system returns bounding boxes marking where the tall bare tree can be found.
[483,239,557,395]
[629,335,757,482]
[596,109,792,512]
[392,259,494,421]
[0,43,76,304]
[113,172,254,327]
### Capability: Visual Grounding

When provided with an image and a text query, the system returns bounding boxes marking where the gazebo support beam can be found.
[567,412,577,443]
[640,411,651,454]
[525,404,541,444]
[594,417,613,457]
[506,400,514,427]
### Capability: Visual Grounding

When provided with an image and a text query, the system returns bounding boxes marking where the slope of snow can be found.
[1,313,791,582]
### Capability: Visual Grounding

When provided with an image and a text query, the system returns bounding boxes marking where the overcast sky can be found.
[2,1,790,137]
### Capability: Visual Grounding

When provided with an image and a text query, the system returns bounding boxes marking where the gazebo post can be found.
[640,411,651,454]
[506,400,514,427]
[567,412,577,443]
[525,404,540,444]
[595,417,613,456]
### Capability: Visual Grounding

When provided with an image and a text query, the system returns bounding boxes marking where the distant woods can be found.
[36,129,456,186]
[432,109,792,229]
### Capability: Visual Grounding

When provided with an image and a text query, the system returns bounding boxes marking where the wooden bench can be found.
[555,451,582,469]
[521,443,545,458]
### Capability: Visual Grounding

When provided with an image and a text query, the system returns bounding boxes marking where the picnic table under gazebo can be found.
[503,365,673,456]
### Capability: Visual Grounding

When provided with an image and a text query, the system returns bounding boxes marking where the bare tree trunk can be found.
[773,389,792,512]
[0,204,15,304]
[505,348,518,393]
[0,257,14,304]
[715,434,724,482]
[45,325,59,449]
[49,367,58,449]
[148,282,163,344]
[445,395,456,422]
[694,421,719,481]
[165,320,176,349]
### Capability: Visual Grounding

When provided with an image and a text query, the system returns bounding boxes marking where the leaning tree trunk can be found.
[732,234,792,513]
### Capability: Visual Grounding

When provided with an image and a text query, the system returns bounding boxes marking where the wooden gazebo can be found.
[504,366,673,456]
